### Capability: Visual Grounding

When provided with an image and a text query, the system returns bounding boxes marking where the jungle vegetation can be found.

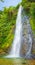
[0,0,35,55]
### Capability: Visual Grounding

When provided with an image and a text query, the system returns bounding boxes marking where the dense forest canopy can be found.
[28,0,35,2]
[0,0,35,55]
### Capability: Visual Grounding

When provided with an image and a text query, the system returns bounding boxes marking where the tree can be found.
[28,0,35,2]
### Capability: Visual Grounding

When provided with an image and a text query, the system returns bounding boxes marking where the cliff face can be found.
[21,0,35,58]
[19,15,35,58]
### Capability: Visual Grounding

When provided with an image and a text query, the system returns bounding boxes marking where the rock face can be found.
[20,16,35,58]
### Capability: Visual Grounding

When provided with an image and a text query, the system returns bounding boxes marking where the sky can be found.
[0,0,22,10]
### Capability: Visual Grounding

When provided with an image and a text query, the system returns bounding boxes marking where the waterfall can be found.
[5,5,33,58]
[9,5,23,57]
[5,5,23,58]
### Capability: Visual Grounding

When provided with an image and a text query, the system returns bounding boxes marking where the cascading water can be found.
[5,5,33,58]
[9,5,23,57]
[5,5,23,58]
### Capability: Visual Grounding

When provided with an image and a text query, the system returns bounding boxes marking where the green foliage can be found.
[0,7,17,53]
[22,0,35,34]
[30,3,35,18]
[30,3,35,34]
[28,0,35,2]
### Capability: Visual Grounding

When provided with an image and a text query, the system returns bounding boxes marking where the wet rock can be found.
[20,16,33,58]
